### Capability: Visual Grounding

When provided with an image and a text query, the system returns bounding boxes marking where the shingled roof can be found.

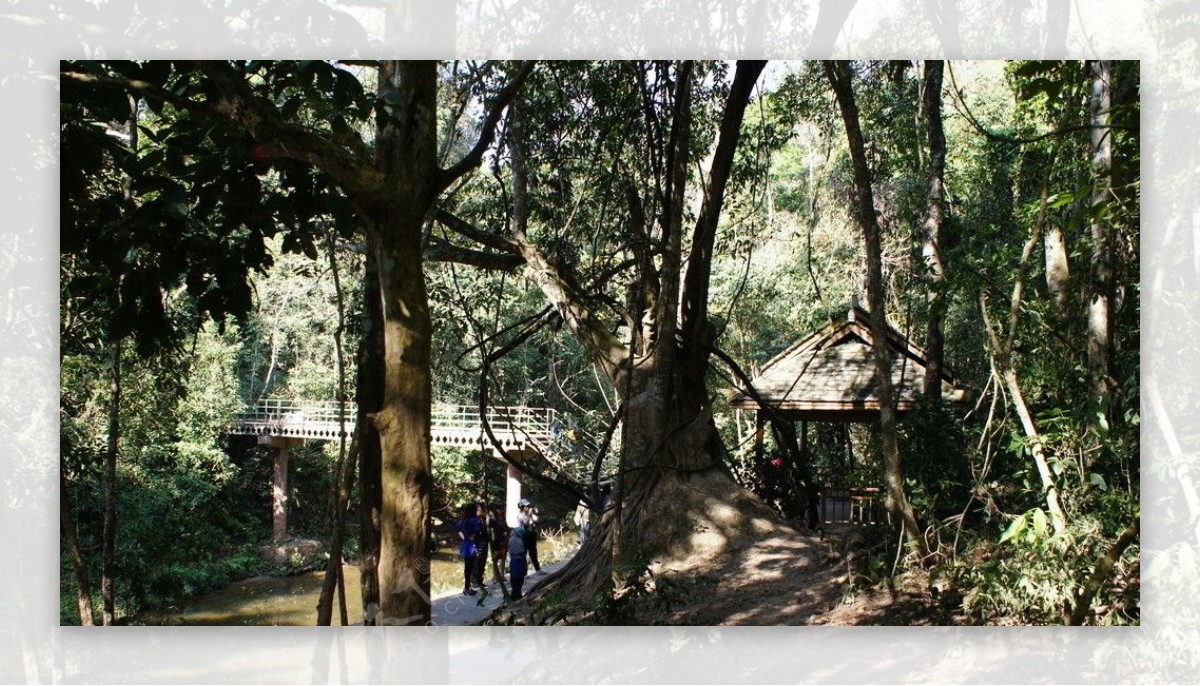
[729,306,965,422]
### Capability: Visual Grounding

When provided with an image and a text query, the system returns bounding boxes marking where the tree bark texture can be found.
[357,61,440,625]
[355,251,384,622]
[60,471,95,626]
[1044,222,1070,315]
[102,316,120,626]
[1042,0,1071,55]
[1064,520,1138,625]
[920,60,947,403]
[371,231,435,624]
[318,231,354,626]
[824,60,928,559]
[1087,59,1115,416]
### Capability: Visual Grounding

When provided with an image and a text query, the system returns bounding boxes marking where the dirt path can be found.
[651,531,847,625]
[432,555,575,626]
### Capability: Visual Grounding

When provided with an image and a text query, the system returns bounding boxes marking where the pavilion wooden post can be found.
[799,420,808,458]
[754,412,765,463]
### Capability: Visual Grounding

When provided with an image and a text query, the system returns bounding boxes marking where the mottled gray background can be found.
[1,0,1188,682]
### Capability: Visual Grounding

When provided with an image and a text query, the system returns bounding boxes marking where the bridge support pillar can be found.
[259,435,304,542]
[506,462,522,528]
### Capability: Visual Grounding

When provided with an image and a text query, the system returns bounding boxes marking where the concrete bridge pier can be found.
[506,462,522,527]
[259,435,304,542]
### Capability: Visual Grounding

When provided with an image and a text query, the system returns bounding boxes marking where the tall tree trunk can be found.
[920,60,947,403]
[1044,221,1070,316]
[1042,0,1071,55]
[363,62,440,625]
[980,142,1068,535]
[272,444,290,542]
[921,0,963,57]
[824,60,928,560]
[371,230,435,624]
[60,471,95,626]
[100,96,139,626]
[102,335,119,626]
[318,230,353,626]
[625,60,765,570]
[1087,59,1115,420]
[356,250,384,623]
[808,0,859,56]
[981,229,1069,537]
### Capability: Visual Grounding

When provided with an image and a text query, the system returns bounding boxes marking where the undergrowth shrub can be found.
[933,508,1139,625]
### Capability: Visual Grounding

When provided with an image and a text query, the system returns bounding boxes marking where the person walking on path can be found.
[574,499,590,544]
[455,503,483,596]
[508,524,529,600]
[488,503,510,578]
[472,500,490,588]
[518,498,541,573]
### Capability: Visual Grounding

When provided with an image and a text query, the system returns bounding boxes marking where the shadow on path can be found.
[431,554,576,626]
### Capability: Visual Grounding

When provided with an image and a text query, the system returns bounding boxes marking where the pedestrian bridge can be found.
[228,398,558,453]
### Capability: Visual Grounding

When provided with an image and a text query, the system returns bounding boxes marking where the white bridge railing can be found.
[230,399,558,447]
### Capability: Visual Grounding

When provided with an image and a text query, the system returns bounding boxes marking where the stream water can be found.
[146,549,465,626]
[141,534,575,626]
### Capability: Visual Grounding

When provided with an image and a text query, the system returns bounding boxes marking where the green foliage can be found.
[936,510,1139,625]
[234,242,362,403]
[897,404,974,523]
[430,447,505,524]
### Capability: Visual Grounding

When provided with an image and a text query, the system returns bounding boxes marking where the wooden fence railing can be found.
[820,487,886,525]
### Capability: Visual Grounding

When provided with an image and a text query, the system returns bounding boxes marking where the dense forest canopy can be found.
[59,59,1138,627]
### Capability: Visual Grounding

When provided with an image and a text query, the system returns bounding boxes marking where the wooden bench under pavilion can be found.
[729,306,965,525]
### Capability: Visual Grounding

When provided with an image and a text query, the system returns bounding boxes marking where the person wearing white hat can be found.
[517,499,541,573]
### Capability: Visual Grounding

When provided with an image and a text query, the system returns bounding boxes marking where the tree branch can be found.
[64,63,386,199]
[433,207,520,255]
[1065,520,1139,625]
[194,61,380,195]
[424,236,524,271]
[680,60,767,348]
[506,104,631,384]
[438,61,535,191]
[61,69,214,117]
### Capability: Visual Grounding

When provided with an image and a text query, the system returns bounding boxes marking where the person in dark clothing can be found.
[508,525,528,600]
[455,503,483,596]
[488,503,511,578]
[472,500,490,587]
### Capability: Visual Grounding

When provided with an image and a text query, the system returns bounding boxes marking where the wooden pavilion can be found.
[729,306,966,525]
[730,305,964,420]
